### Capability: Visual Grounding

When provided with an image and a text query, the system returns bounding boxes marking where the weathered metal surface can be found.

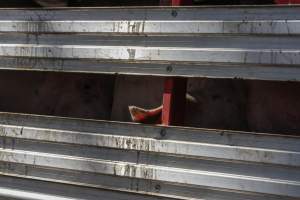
[0,5,299,199]
[0,112,299,199]
[0,6,299,80]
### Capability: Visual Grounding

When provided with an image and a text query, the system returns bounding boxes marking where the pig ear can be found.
[128,106,147,122]
[186,93,197,103]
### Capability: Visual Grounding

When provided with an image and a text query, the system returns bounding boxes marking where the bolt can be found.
[171,10,178,17]
[160,129,167,138]
[155,184,161,191]
[220,131,225,136]
[166,65,173,73]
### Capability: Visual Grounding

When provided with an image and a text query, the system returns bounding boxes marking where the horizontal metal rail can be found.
[0,112,299,199]
[0,6,299,80]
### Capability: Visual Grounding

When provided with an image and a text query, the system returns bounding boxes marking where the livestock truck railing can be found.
[0,5,299,200]
[0,112,299,200]
[0,6,299,81]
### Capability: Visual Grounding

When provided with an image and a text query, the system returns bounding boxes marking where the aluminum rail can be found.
[0,6,299,81]
[0,112,299,200]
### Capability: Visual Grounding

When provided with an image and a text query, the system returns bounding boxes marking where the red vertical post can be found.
[160,0,193,6]
[171,0,193,5]
[171,0,181,5]
[162,77,187,126]
[160,0,189,126]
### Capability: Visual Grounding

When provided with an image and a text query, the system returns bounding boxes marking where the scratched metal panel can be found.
[0,112,299,199]
[0,6,299,80]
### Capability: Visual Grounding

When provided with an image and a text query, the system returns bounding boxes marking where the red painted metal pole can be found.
[160,0,189,126]
[171,0,193,5]
[160,0,193,6]
[162,77,187,126]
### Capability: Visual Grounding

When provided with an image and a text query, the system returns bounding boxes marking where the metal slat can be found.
[0,57,298,81]
[0,175,174,200]
[0,187,76,200]
[1,44,300,64]
[0,20,300,34]
[0,124,299,166]
[0,173,293,200]
[0,112,299,199]
[0,6,299,21]
[0,6,299,80]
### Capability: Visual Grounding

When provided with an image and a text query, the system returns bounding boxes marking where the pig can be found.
[128,94,197,124]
